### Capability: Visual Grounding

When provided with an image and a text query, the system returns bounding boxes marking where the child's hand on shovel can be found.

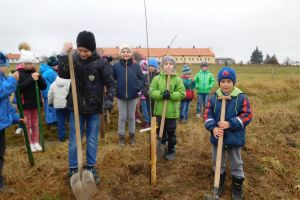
[31,72,39,81]
[213,127,224,139]
[19,117,27,124]
[218,121,230,129]
[62,42,73,54]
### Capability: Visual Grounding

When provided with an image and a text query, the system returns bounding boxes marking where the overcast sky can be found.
[1,0,299,62]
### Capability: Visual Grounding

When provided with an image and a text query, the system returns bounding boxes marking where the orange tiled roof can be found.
[99,48,215,58]
[7,53,20,59]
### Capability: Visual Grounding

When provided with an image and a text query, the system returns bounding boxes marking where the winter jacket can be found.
[204,87,252,147]
[48,76,71,109]
[0,73,19,131]
[181,75,196,90]
[17,68,47,109]
[194,70,216,94]
[113,58,147,100]
[39,63,57,99]
[58,51,115,114]
[150,72,186,118]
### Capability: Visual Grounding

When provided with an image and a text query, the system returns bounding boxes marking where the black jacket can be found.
[58,51,115,115]
[17,68,47,109]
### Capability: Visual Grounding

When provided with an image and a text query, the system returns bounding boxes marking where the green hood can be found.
[216,87,243,97]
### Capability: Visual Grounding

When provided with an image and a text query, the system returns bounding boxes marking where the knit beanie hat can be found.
[0,51,9,67]
[119,44,133,55]
[201,62,208,68]
[218,67,236,85]
[76,31,96,52]
[47,56,58,67]
[162,56,176,67]
[182,65,192,75]
[148,57,159,68]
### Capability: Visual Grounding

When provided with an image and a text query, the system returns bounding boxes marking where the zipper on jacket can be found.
[125,61,128,99]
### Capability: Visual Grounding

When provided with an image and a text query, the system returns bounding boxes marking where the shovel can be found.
[15,84,35,166]
[205,96,231,200]
[68,53,98,200]
[156,73,171,159]
[35,80,45,151]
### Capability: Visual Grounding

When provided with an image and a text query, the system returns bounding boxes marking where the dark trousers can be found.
[156,117,177,153]
[0,129,6,178]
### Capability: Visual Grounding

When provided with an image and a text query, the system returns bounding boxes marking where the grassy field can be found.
[1,64,300,200]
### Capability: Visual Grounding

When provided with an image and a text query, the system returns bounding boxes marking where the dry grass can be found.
[1,64,300,199]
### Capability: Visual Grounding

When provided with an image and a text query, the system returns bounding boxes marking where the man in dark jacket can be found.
[58,31,115,185]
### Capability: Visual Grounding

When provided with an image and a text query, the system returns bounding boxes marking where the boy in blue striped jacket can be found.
[204,67,252,200]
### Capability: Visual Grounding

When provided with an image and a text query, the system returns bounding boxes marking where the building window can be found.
[208,58,210,61]
[200,58,202,61]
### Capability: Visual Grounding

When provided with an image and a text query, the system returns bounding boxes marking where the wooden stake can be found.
[150,117,157,185]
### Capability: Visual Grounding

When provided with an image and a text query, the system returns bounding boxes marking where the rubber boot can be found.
[217,172,226,197]
[119,134,125,147]
[232,176,244,200]
[129,133,135,145]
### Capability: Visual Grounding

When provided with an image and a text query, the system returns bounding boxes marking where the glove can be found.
[141,88,149,98]
[103,99,113,111]
[162,90,170,100]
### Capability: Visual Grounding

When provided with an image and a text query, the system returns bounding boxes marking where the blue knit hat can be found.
[0,52,9,67]
[218,67,236,85]
[148,57,159,68]
[182,65,192,75]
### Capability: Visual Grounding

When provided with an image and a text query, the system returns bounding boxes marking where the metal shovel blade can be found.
[70,170,98,200]
[204,187,220,200]
[156,140,167,160]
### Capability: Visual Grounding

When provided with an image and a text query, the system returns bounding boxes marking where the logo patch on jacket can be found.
[89,75,95,81]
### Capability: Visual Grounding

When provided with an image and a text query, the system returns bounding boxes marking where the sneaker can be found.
[86,167,100,185]
[68,168,78,185]
[34,143,43,151]
[165,152,176,161]
[196,114,201,119]
[30,144,37,153]
[135,119,142,124]
[15,128,23,135]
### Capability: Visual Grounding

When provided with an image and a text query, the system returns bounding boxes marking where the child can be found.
[139,59,151,128]
[48,73,71,142]
[40,56,58,129]
[0,51,25,191]
[204,67,252,199]
[180,65,195,123]
[148,57,160,115]
[112,44,147,146]
[150,56,185,160]
[17,44,47,152]
[194,62,215,118]
[58,31,115,185]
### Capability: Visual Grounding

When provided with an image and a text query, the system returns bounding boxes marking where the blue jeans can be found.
[197,94,209,115]
[140,99,150,123]
[56,108,69,141]
[180,100,191,120]
[69,112,100,168]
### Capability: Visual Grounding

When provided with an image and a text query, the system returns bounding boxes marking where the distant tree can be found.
[264,54,271,64]
[250,46,263,64]
[239,60,243,66]
[283,57,292,66]
[193,45,195,48]
[266,54,279,65]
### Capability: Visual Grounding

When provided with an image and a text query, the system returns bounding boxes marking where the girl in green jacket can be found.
[150,56,185,160]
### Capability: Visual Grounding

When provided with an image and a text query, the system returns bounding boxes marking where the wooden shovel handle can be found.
[214,98,226,188]
[68,53,83,175]
[158,74,171,139]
